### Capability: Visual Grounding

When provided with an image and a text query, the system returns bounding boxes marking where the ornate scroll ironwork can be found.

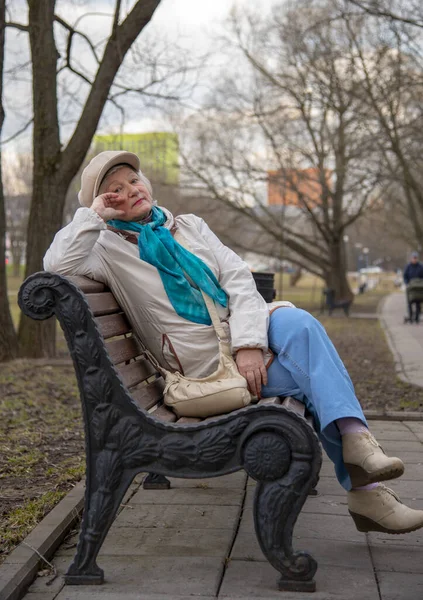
[19,272,322,591]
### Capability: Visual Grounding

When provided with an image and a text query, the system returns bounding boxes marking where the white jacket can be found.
[44,207,277,377]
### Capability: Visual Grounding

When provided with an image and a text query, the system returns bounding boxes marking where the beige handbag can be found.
[142,232,253,418]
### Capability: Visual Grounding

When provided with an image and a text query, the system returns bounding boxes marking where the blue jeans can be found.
[261,307,367,490]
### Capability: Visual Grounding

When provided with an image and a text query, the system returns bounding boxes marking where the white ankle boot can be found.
[342,431,404,487]
[348,484,423,534]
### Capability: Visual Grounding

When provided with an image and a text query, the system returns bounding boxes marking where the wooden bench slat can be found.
[177,416,202,424]
[118,358,158,388]
[282,396,305,416]
[96,313,132,339]
[151,404,177,423]
[68,276,107,294]
[87,292,121,316]
[130,379,165,411]
[258,397,282,405]
[106,337,141,365]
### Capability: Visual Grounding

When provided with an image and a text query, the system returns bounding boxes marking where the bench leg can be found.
[65,460,135,585]
[253,471,317,592]
[143,473,171,489]
[242,414,321,592]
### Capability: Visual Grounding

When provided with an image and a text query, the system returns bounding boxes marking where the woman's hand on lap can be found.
[236,348,268,398]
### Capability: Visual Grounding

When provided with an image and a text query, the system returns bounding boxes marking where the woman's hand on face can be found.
[236,348,268,399]
[92,193,126,222]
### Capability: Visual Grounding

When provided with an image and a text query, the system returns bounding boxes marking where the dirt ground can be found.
[321,316,423,411]
[0,361,83,563]
[1,307,422,563]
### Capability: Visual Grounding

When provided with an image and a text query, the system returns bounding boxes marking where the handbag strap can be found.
[173,229,230,345]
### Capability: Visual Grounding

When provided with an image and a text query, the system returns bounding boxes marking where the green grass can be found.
[5,267,24,329]
[274,272,395,313]
[1,489,69,556]
[0,360,84,563]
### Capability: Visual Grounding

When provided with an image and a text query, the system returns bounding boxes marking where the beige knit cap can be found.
[78,151,152,207]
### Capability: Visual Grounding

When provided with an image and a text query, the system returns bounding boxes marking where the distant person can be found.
[404,252,423,323]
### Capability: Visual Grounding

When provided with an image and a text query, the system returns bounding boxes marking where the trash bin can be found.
[252,272,276,303]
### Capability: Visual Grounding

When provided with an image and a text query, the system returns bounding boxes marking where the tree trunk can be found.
[325,240,354,302]
[0,0,19,361]
[12,257,21,278]
[17,0,162,359]
[289,267,302,287]
[18,179,68,357]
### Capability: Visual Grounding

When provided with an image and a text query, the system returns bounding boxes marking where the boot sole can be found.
[345,462,404,488]
[349,510,423,534]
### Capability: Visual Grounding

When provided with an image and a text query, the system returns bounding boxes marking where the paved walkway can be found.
[21,418,423,600]
[380,292,423,387]
[17,292,423,600]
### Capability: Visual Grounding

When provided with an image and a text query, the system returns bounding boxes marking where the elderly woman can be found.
[45,150,423,535]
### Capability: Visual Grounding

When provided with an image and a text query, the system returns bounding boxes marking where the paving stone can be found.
[54,556,224,597]
[56,593,216,600]
[244,487,349,516]
[392,462,423,481]
[247,474,346,502]
[318,461,337,477]
[24,593,58,600]
[369,421,412,432]
[380,440,423,453]
[405,422,423,443]
[167,471,247,488]
[115,503,240,530]
[313,476,346,496]
[377,571,423,600]
[390,451,423,464]
[383,478,423,499]
[370,430,419,441]
[98,527,234,557]
[405,422,423,434]
[121,480,142,505]
[231,533,372,569]
[219,560,379,599]
[239,511,363,543]
[26,556,69,595]
[370,542,423,573]
[32,554,222,598]
[368,528,423,547]
[131,486,243,506]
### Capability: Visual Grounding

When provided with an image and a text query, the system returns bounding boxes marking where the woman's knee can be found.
[270,307,320,332]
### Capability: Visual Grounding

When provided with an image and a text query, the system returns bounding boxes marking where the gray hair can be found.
[98,163,153,197]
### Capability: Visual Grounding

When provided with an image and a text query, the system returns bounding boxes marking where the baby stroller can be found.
[404,278,423,323]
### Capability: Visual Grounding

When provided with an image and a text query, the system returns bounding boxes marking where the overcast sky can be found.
[3,0,278,155]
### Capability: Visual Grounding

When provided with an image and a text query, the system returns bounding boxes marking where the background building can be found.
[93,132,179,185]
[268,168,331,207]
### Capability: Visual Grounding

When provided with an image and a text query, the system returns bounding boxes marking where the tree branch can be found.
[60,0,161,181]
[6,21,29,32]
[0,118,33,146]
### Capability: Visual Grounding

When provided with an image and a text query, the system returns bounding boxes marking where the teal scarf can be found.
[108,207,227,325]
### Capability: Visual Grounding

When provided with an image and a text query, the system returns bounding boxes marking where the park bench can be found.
[321,288,351,316]
[18,272,322,593]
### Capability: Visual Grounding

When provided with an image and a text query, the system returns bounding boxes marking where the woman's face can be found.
[100,166,153,221]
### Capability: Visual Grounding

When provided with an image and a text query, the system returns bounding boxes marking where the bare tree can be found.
[0,0,19,360]
[3,154,32,276]
[339,7,423,246]
[345,0,423,30]
[4,0,166,357]
[181,2,381,300]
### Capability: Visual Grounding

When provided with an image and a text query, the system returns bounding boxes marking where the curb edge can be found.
[0,481,84,600]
